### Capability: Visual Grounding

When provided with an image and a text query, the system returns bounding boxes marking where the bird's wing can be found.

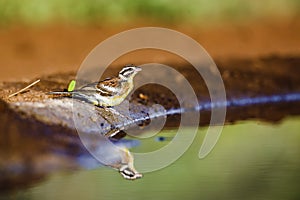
[76,77,121,96]
[97,77,121,95]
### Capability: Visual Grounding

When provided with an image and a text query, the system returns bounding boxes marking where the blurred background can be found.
[0,0,299,80]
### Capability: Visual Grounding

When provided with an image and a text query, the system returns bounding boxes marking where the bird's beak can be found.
[135,67,142,72]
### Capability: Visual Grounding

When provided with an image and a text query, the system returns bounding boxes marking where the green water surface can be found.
[3,118,300,200]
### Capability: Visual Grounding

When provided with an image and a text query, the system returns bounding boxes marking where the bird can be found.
[49,65,143,180]
[49,65,142,107]
[110,146,143,180]
[91,139,143,180]
[79,135,143,180]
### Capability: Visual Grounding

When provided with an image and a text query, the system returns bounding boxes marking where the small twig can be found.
[8,79,40,98]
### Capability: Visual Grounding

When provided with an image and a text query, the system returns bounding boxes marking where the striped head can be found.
[119,165,143,180]
[119,65,142,80]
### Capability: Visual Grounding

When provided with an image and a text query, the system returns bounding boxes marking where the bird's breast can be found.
[98,81,134,106]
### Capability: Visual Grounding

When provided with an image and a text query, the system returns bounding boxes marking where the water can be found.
[2,118,300,200]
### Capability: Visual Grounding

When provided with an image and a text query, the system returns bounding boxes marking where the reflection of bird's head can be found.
[119,164,143,180]
[119,65,142,80]
[118,147,143,180]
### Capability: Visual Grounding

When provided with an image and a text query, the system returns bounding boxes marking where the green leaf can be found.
[67,80,76,92]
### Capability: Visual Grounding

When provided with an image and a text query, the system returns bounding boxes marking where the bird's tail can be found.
[48,91,98,105]
[47,91,72,96]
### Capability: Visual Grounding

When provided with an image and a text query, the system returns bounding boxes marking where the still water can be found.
[2,118,300,200]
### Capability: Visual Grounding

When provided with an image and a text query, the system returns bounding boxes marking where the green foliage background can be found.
[0,0,299,25]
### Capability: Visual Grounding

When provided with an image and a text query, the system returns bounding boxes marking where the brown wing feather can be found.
[98,77,119,88]
[96,77,121,96]
[76,77,121,97]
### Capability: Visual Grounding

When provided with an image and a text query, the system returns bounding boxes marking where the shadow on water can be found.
[2,117,299,200]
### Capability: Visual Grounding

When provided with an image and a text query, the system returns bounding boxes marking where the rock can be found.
[0,55,300,190]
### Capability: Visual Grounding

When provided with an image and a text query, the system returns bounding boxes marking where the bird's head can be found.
[119,65,142,80]
[117,147,143,180]
[119,164,143,180]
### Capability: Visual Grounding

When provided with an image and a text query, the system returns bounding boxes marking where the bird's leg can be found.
[97,106,133,138]
[102,106,133,122]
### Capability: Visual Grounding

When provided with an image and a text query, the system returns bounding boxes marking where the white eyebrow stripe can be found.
[120,67,134,76]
